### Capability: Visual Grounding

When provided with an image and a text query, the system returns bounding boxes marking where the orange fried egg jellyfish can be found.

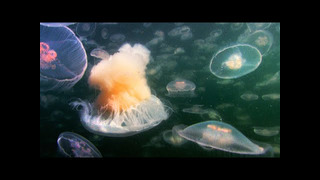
[71,43,171,137]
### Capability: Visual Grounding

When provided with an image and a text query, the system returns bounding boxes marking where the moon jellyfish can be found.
[182,105,209,115]
[90,48,110,59]
[110,33,126,43]
[253,126,280,137]
[40,25,87,92]
[256,71,280,87]
[100,28,109,39]
[57,132,102,158]
[177,121,269,155]
[239,30,273,55]
[209,44,262,79]
[71,43,171,137]
[40,22,75,27]
[231,23,244,31]
[240,92,259,101]
[200,109,223,122]
[166,79,196,97]
[76,23,96,37]
[162,125,188,146]
[246,23,271,32]
[262,93,280,101]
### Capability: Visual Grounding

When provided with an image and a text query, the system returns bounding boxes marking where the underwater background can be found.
[40,22,280,158]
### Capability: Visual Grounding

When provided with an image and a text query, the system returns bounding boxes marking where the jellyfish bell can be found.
[239,30,273,55]
[76,23,96,37]
[177,121,269,155]
[262,93,280,101]
[182,105,208,115]
[90,48,110,60]
[40,22,75,27]
[253,126,280,137]
[57,132,102,158]
[40,25,87,92]
[166,79,196,97]
[209,44,262,79]
[240,92,259,101]
[246,23,271,32]
[71,43,171,137]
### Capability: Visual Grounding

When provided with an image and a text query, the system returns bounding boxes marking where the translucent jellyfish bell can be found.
[209,44,262,79]
[246,23,271,32]
[239,30,273,55]
[177,121,268,155]
[162,125,188,146]
[166,79,196,97]
[90,48,110,59]
[240,92,259,101]
[76,23,96,37]
[57,132,102,158]
[182,105,208,114]
[40,22,75,27]
[253,126,280,137]
[40,25,87,92]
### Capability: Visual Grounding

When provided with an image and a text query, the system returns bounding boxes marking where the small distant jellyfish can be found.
[166,79,196,97]
[143,23,152,28]
[90,48,110,60]
[239,30,273,55]
[240,92,259,101]
[177,121,270,155]
[261,93,280,101]
[100,28,109,39]
[71,43,171,137]
[209,29,223,39]
[231,23,244,31]
[57,132,102,158]
[182,105,209,115]
[253,126,280,137]
[209,44,262,79]
[162,125,188,146]
[256,71,280,87]
[40,24,87,92]
[246,23,271,32]
[110,33,126,43]
[76,23,96,37]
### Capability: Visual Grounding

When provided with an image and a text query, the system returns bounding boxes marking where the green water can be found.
[40,22,280,158]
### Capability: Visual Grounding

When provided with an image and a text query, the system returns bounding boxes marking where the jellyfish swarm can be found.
[71,43,171,137]
[166,79,196,97]
[57,132,102,158]
[209,44,262,79]
[177,121,269,155]
[40,25,87,92]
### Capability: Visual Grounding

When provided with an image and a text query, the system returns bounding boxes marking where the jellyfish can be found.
[71,43,171,137]
[253,126,280,137]
[182,105,209,115]
[209,44,262,79]
[209,29,223,39]
[57,132,102,158]
[246,23,271,32]
[100,28,109,39]
[166,79,196,97]
[240,92,259,101]
[239,30,273,55]
[76,23,96,37]
[231,23,244,31]
[177,121,270,155]
[110,33,126,43]
[261,93,280,101]
[162,125,188,146]
[90,48,110,60]
[256,71,280,87]
[200,109,223,122]
[40,22,75,27]
[40,25,87,92]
